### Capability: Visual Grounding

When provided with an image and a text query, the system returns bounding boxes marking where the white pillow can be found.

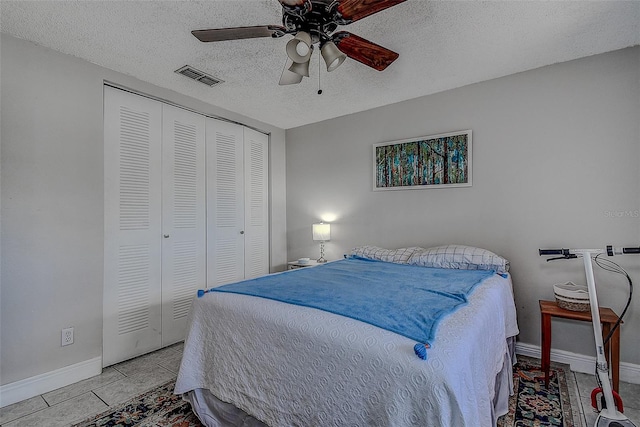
[350,246,424,264]
[407,245,509,274]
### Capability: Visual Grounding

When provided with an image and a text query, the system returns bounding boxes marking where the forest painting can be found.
[373,130,472,190]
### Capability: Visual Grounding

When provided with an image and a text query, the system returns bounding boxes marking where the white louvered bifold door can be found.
[104,87,163,367]
[161,105,206,346]
[206,119,245,286]
[243,128,269,279]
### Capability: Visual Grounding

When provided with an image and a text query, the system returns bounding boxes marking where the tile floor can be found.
[574,371,640,427]
[1,346,639,427]
[0,343,183,427]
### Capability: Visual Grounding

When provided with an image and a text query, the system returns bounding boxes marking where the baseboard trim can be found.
[0,356,102,408]
[515,342,640,385]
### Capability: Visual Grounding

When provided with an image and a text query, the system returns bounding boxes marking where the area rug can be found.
[72,381,203,427]
[498,355,577,427]
[74,355,577,427]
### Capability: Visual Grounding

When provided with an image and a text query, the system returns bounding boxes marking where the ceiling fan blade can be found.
[333,31,399,71]
[192,25,287,42]
[336,0,407,23]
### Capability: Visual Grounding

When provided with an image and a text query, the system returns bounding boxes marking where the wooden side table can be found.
[539,300,621,392]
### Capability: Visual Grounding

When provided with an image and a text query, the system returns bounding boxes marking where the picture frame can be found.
[373,130,472,191]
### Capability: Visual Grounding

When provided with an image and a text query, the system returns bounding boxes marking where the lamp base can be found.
[317,241,327,263]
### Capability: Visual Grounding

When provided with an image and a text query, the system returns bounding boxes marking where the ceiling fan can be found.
[192,0,406,85]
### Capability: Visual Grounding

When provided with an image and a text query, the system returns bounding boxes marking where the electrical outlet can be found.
[61,327,74,346]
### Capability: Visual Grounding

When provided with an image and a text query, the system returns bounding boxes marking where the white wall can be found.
[0,34,287,388]
[286,47,640,367]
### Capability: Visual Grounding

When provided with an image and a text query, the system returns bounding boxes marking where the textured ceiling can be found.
[1,0,639,129]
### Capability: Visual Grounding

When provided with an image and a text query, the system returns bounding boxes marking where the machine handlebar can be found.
[539,249,568,256]
[539,246,640,259]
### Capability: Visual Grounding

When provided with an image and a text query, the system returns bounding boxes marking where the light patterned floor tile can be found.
[566,372,585,427]
[42,367,125,406]
[575,371,598,399]
[92,366,175,406]
[624,407,640,425]
[139,347,180,368]
[0,395,48,425]
[3,393,106,427]
[619,381,640,410]
[168,342,184,354]
[111,351,172,377]
[575,371,640,426]
[157,350,182,374]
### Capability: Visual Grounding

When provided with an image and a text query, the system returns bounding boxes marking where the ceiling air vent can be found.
[175,65,224,87]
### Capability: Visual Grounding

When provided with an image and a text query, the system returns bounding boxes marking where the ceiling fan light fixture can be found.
[193,0,405,86]
[286,31,312,63]
[321,41,346,72]
[288,58,311,77]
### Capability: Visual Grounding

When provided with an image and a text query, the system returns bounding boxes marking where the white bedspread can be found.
[175,272,519,427]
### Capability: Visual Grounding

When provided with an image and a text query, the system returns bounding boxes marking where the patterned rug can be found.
[72,381,203,427]
[498,355,577,427]
[74,356,577,427]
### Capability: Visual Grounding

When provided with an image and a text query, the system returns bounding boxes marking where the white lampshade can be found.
[320,41,346,72]
[312,222,331,241]
[288,58,311,77]
[279,59,304,85]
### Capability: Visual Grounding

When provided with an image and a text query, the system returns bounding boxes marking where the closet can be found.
[103,86,269,366]
[206,120,270,286]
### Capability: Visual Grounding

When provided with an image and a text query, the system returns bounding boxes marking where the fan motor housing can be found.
[282,0,341,42]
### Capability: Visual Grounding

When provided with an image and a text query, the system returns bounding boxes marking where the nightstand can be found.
[539,299,621,392]
[287,260,320,270]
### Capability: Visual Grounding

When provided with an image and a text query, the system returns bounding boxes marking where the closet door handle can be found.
[240,231,245,235]
[164,234,170,238]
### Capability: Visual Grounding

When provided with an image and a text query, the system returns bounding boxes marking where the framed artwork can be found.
[373,130,472,191]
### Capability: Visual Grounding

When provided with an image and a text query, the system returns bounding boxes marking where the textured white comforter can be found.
[175,271,519,427]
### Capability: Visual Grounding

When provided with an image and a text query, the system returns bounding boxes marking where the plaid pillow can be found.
[350,246,424,264]
[407,245,509,274]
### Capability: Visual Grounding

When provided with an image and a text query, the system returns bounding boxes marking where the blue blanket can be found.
[204,258,494,359]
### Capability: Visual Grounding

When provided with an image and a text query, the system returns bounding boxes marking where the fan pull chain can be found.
[317,55,323,95]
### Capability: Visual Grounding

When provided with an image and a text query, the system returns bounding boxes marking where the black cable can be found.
[594,254,633,345]
[591,253,633,391]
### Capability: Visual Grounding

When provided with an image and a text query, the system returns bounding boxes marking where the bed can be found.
[175,245,519,427]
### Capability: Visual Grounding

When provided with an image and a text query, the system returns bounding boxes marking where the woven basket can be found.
[553,282,590,312]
